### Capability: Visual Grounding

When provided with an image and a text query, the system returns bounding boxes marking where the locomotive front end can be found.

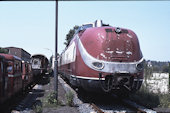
[77,20,144,93]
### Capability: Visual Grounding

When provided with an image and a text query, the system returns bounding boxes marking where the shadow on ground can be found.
[0,73,52,113]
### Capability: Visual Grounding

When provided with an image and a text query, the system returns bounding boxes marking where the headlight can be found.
[136,62,144,71]
[92,62,104,70]
[115,27,121,34]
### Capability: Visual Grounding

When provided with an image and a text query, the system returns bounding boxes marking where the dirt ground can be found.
[31,74,79,113]
[4,73,79,113]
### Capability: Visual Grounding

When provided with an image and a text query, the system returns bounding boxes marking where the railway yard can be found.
[1,1,170,113]
[0,21,170,113]
[0,72,161,113]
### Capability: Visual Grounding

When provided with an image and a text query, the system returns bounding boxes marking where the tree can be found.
[168,62,170,74]
[0,47,9,54]
[162,65,169,73]
[49,53,59,68]
[49,55,53,67]
[64,25,79,47]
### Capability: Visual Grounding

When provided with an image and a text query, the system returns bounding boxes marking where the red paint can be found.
[0,53,33,103]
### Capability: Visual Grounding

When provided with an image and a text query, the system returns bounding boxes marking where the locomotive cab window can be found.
[34,60,38,65]
[83,24,93,29]
[14,61,21,73]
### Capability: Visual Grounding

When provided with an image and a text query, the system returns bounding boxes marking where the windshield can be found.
[83,24,93,29]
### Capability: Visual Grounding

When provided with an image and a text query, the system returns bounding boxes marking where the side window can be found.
[1,62,3,73]
[19,62,21,72]
[7,61,13,74]
[14,62,18,72]
[16,63,18,72]
[13,60,21,73]
[34,60,38,65]
[26,64,28,73]
[7,66,13,73]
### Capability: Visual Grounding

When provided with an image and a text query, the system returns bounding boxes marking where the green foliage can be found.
[0,47,9,54]
[144,60,170,80]
[65,91,74,106]
[130,85,170,108]
[49,56,52,67]
[143,60,152,79]
[159,94,170,108]
[64,25,79,47]
[46,92,57,105]
[33,100,43,113]
[169,62,170,73]
[140,60,170,108]
[42,91,63,108]
[33,104,43,113]
[129,86,160,108]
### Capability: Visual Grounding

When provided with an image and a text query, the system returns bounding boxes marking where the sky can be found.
[0,1,170,61]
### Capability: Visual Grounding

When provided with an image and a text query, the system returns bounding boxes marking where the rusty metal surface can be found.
[121,99,156,113]
[91,103,104,113]
[80,27,142,62]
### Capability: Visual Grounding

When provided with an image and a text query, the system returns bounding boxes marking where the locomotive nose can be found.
[101,28,134,62]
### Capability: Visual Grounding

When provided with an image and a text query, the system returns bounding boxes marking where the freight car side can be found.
[0,54,23,103]
[22,61,33,90]
[0,55,8,103]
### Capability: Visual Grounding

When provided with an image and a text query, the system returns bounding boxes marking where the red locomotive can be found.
[58,20,144,94]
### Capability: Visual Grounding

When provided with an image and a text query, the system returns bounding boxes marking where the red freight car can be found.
[0,55,8,103]
[0,53,22,103]
[22,61,33,90]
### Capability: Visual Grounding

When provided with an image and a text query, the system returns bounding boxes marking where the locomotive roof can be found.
[31,54,48,59]
[75,20,110,34]
[31,54,49,63]
[82,20,110,28]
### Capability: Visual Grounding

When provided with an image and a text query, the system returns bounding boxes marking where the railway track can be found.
[91,103,104,113]
[120,99,156,113]
[90,99,156,113]
[59,75,156,113]
[89,92,156,113]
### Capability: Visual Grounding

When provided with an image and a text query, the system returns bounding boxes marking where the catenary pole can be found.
[54,0,58,100]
